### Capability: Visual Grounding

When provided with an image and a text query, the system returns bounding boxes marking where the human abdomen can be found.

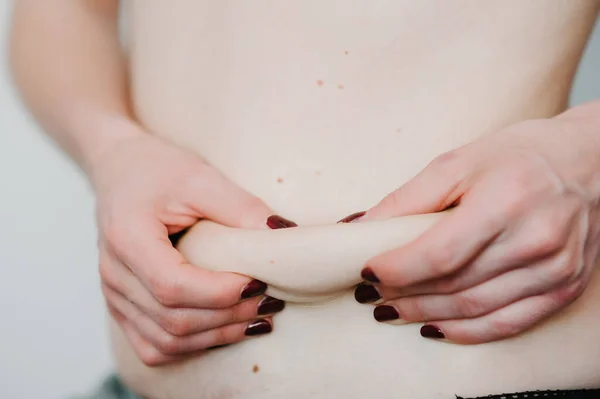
[115,1,600,397]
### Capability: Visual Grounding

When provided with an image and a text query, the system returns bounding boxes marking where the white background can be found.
[0,2,599,398]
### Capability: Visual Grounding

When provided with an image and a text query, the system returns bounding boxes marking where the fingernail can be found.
[257,296,286,315]
[245,319,272,336]
[207,344,231,350]
[420,324,445,339]
[168,228,189,247]
[361,267,380,283]
[337,211,366,223]
[240,279,267,299]
[354,283,381,304]
[266,215,298,229]
[374,305,400,322]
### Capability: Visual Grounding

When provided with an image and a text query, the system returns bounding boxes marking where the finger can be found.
[418,282,583,344]
[184,166,274,229]
[365,199,504,287]
[103,266,283,336]
[106,303,183,366]
[106,218,268,308]
[363,150,467,221]
[376,253,569,321]
[388,198,574,297]
[105,287,273,356]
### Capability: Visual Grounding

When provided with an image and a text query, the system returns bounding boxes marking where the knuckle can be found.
[524,218,565,256]
[429,150,460,170]
[549,253,581,284]
[455,292,486,318]
[139,349,165,367]
[379,191,402,213]
[495,177,533,217]
[149,277,181,307]
[154,332,182,355]
[569,280,586,300]
[209,326,230,348]
[98,260,112,284]
[490,317,521,338]
[426,246,457,275]
[497,189,526,218]
[530,231,564,257]
[553,281,585,305]
[400,298,427,322]
[221,306,237,325]
[160,310,193,336]
[237,196,270,228]
[216,324,240,345]
[98,251,117,284]
[100,283,113,300]
[244,195,268,215]
[103,220,129,251]
[435,278,461,294]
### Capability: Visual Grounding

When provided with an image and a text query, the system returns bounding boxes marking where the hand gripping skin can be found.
[177,212,445,303]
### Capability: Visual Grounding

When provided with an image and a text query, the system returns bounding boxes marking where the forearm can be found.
[9,0,142,174]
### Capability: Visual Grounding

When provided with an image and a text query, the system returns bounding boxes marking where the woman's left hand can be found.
[352,109,600,344]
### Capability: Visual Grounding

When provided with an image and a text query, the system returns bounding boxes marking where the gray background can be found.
[0,2,599,398]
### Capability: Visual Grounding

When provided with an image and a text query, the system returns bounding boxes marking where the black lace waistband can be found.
[457,389,600,399]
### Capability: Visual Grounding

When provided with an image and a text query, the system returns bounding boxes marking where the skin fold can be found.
[177,213,443,302]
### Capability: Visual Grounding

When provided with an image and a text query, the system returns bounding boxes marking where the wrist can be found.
[558,99,600,124]
[72,112,146,178]
[553,100,600,197]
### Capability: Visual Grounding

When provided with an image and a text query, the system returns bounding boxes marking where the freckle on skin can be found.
[317,80,324,87]
[344,50,349,55]
[253,364,260,373]
[277,177,284,183]
[269,259,275,264]
[396,128,402,133]
[315,170,322,176]
[338,84,344,90]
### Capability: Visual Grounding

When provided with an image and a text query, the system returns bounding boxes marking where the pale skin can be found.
[10,0,600,397]
[361,109,600,342]
[10,0,293,362]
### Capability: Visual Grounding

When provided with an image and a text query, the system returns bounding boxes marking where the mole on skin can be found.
[252,364,260,373]
[316,80,324,87]
[276,177,284,183]
[338,84,344,90]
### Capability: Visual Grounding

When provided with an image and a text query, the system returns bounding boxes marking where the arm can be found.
[356,99,600,344]
[10,0,139,173]
[9,0,285,366]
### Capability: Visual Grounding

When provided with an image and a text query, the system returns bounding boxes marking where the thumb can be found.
[363,153,465,221]
[186,167,274,229]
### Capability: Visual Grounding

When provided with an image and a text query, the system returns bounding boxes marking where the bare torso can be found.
[112,1,600,398]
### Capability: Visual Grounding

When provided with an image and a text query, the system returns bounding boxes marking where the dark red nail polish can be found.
[354,283,381,304]
[245,319,272,336]
[207,344,231,350]
[420,325,445,339]
[337,211,366,223]
[168,228,189,247]
[361,267,380,283]
[257,296,286,315]
[240,280,267,299]
[374,305,400,322]
[266,215,298,229]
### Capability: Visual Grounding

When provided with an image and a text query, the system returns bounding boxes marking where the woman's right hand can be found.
[89,129,293,366]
